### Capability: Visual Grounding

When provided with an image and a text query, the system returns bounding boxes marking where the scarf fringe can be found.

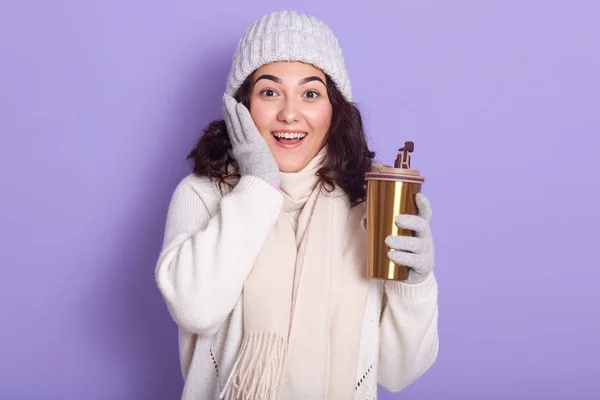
[219,332,287,400]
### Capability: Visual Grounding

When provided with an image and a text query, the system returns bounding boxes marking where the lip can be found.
[271,129,308,133]
[271,130,308,150]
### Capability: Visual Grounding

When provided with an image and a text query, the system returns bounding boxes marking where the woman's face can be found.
[249,61,332,173]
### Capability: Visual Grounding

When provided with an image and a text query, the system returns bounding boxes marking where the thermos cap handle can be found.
[394,141,414,169]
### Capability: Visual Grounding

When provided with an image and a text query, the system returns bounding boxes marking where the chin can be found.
[276,158,307,173]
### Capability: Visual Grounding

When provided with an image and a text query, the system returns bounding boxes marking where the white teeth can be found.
[272,132,307,139]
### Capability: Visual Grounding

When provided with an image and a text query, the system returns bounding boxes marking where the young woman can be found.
[156,10,438,400]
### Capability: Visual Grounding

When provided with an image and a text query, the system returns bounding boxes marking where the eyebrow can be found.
[254,74,326,86]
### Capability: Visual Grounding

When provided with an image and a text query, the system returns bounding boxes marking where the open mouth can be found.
[271,131,308,146]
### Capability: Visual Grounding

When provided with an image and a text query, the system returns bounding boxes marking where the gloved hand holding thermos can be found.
[365,142,435,284]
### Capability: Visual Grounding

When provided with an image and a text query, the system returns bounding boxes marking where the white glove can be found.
[223,94,280,187]
[385,193,435,284]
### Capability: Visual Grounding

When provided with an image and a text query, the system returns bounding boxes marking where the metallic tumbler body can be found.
[366,179,421,280]
[364,141,425,281]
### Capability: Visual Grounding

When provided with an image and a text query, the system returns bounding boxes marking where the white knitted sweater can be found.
[155,174,439,400]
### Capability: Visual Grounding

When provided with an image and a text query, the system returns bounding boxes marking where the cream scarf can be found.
[221,148,370,399]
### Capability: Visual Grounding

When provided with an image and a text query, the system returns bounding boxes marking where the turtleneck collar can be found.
[279,146,326,212]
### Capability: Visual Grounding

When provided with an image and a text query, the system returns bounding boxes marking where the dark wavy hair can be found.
[187,71,375,206]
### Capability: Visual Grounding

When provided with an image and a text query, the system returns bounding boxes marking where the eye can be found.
[259,89,278,97]
[303,90,320,99]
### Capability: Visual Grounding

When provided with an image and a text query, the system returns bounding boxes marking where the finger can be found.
[222,106,234,140]
[222,94,243,139]
[387,250,424,270]
[416,193,432,221]
[235,102,260,141]
[395,214,431,239]
[385,235,426,253]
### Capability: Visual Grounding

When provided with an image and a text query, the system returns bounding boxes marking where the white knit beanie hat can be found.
[225,10,352,102]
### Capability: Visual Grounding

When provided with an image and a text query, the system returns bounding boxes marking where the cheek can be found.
[249,102,277,137]
[307,106,333,140]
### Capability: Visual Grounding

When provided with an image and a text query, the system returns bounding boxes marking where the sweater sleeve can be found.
[155,175,283,337]
[377,272,439,392]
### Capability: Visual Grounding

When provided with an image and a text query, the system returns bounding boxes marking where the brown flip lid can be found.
[365,141,425,183]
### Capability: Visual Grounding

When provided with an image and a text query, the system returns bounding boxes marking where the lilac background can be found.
[1,0,599,398]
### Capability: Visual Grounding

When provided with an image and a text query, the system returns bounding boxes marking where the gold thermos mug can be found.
[365,141,425,281]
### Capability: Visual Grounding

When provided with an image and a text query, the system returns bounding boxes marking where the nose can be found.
[277,98,300,124]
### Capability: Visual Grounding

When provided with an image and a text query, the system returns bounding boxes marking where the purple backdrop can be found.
[1,0,599,398]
